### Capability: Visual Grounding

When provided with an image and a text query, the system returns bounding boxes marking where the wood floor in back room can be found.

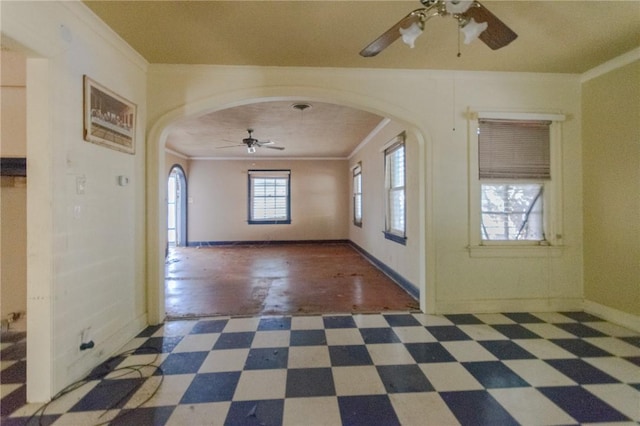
[164,243,419,319]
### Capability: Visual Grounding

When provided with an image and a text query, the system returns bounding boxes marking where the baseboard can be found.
[435,298,583,315]
[348,241,419,300]
[584,300,640,333]
[187,239,350,247]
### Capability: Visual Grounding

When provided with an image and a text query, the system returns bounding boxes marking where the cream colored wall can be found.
[582,59,640,319]
[434,74,583,313]
[147,65,584,315]
[188,159,349,242]
[1,51,27,156]
[349,120,420,288]
[0,50,28,318]
[2,1,148,400]
[165,151,190,177]
[1,177,27,318]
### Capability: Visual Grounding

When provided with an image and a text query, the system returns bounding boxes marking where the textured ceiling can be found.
[83,0,640,158]
[165,101,384,158]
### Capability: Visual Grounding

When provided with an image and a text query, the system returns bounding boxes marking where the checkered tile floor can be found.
[3,311,640,425]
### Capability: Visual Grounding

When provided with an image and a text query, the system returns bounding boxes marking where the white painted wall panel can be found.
[2,1,148,400]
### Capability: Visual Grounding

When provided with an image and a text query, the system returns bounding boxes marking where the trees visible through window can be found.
[248,170,291,224]
[384,134,406,244]
[481,183,544,240]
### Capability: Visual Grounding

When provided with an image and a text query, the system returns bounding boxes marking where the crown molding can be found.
[581,47,640,83]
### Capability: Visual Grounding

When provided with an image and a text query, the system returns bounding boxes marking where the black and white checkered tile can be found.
[3,311,640,425]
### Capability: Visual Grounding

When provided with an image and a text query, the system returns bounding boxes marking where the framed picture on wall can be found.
[83,75,136,154]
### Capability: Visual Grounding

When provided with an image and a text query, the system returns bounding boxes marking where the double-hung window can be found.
[471,113,564,252]
[384,134,406,244]
[248,170,291,224]
[353,163,362,227]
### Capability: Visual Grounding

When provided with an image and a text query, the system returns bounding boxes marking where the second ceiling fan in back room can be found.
[360,0,517,57]
[217,129,285,154]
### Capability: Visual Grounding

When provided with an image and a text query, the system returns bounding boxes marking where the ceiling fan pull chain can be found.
[457,23,462,57]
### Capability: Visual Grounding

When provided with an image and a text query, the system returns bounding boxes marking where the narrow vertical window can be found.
[353,163,362,227]
[384,134,406,244]
[248,170,291,224]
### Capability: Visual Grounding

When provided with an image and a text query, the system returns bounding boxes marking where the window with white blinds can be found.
[384,136,406,244]
[248,170,291,224]
[353,164,362,227]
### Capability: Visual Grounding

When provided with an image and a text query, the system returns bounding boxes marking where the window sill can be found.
[468,244,563,258]
[248,220,291,225]
[384,231,407,246]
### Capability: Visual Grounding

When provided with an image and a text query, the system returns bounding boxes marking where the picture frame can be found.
[83,76,136,154]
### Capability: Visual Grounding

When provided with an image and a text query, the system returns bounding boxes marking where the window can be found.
[384,134,406,244]
[248,170,291,224]
[353,163,362,227]
[479,119,550,241]
[481,183,543,240]
[473,115,564,247]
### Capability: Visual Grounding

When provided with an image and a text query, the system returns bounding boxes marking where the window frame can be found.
[352,163,363,227]
[383,133,407,245]
[468,112,565,257]
[247,169,291,225]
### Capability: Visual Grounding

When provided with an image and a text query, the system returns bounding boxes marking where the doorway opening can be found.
[167,166,187,248]
[150,93,429,325]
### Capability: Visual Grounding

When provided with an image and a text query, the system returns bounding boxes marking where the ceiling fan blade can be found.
[359,10,424,57]
[263,145,285,151]
[462,1,517,50]
[257,140,275,146]
[216,144,244,149]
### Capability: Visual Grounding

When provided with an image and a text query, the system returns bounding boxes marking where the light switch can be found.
[76,176,86,194]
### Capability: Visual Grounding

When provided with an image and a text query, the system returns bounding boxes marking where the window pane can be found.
[250,175,289,222]
[389,188,405,232]
[481,183,543,241]
[353,171,362,224]
[389,145,405,188]
[385,138,406,238]
[167,175,176,203]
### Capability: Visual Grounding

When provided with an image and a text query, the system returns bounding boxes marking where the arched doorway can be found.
[147,88,431,325]
[167,165,187,248]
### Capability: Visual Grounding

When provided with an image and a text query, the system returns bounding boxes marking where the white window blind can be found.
[478,119,551,180]
[385,139,406,240]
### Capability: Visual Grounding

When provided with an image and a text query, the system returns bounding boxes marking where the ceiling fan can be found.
[217,129,285,154]
[360,0,517,57]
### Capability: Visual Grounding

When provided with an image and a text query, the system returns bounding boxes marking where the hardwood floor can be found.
[165,243,419,319]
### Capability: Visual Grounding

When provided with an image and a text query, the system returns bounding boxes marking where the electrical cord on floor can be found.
[25,346,165,426]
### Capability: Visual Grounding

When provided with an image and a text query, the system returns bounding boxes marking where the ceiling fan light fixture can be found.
[247,146,256,154]
[460,17,488,44]
[399,21,424,48]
